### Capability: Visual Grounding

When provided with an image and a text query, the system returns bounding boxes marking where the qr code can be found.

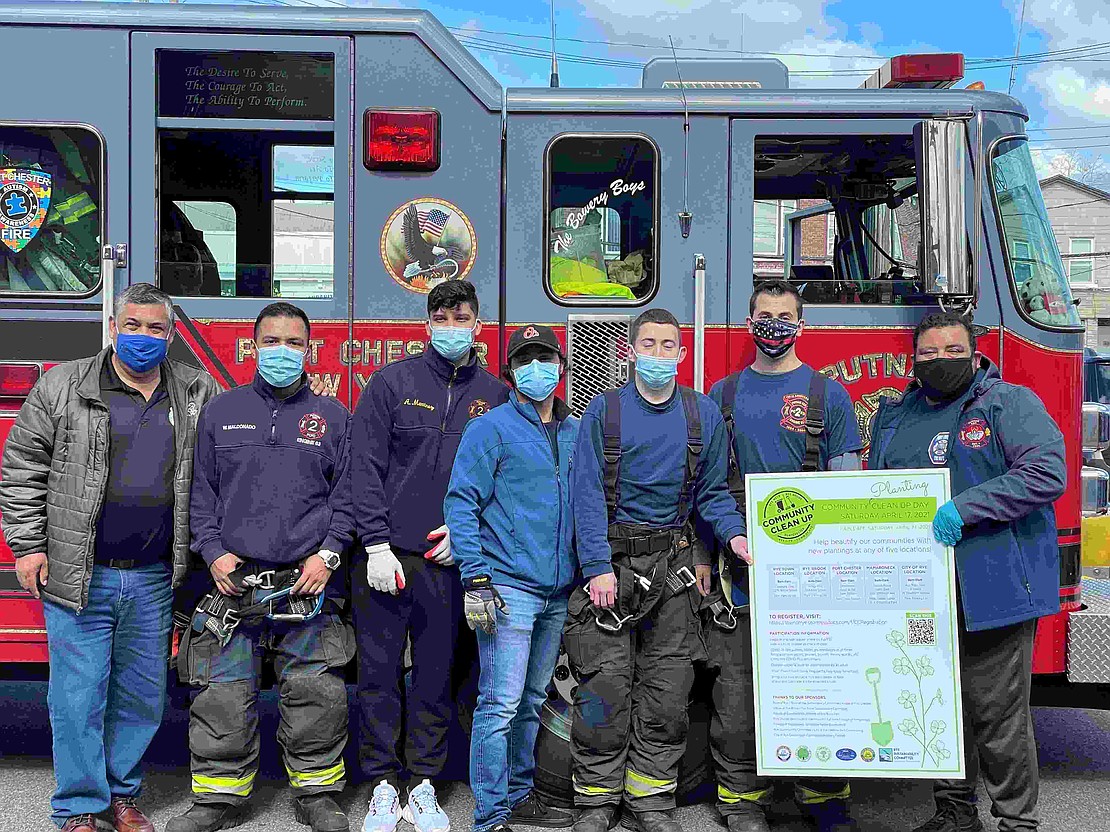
[907,616,936,647]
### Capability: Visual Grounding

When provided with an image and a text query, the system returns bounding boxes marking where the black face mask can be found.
[914,357,975,401]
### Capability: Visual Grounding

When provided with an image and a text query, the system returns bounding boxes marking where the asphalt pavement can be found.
[1,681,1108,832]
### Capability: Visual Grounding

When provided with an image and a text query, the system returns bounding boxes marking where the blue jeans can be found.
[471,585,568,832]
[41,563,173,827]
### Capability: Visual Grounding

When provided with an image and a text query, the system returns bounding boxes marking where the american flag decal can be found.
[418,208,450,237]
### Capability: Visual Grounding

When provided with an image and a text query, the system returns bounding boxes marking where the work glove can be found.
[463,575,507,634]
[365,542,405,594]
[425,525,453,566]
[932,500,964,546]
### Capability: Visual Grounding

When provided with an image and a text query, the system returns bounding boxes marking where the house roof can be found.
[1038,174,1110,202]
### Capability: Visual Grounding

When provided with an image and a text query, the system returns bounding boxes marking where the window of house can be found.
[753,199,796,256]
[1070,237,1094,285]
[546,135,657,304]
[0,124,102,295]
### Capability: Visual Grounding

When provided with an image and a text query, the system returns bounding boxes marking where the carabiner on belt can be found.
[594,607,634,633]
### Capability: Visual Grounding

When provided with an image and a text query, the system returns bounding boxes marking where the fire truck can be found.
[1,2,1107,713]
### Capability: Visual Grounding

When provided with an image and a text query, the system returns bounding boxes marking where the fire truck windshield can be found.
[991,137,1081,330]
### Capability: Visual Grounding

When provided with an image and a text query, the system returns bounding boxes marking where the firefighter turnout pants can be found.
[563,569,704,812]
[704,610,850,813]
[180,610,356,805]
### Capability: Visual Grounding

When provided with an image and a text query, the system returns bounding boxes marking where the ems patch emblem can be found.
[928,431,949,465]
[299,412,328,441]
[959,417,991,449]
[779,394,808,434]
[468,399,490,418]
[0,168,52,254]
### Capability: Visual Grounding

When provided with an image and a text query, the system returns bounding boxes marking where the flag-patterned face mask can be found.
[750,317,800,358]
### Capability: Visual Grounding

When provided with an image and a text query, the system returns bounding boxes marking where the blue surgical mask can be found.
[634,353,680,390]
[430,325,475,362]
[115,332,168,374]
[257,344,306,388]
[513,359,561,402]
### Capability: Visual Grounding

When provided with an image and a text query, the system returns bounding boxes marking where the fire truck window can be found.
[172,201,237,297]
[274,200,334,299]
[992,137,1081,328]
[0,125,102,295]
[546,135,657,303]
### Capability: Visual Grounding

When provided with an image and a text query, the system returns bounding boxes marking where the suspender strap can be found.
[802,370,828,473]
[676,387,703,524]
[602,389,622,522]
[719,370,744,505]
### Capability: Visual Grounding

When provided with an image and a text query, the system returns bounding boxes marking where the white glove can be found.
[365,542,405,594]
[425,525,453,565]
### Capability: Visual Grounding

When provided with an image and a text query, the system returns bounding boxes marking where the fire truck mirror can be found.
[916,119,971,297]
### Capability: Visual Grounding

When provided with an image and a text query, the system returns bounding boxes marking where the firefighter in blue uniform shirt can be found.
[869,312,1065,832]
[703,280,863,832]
[352,280,509,832]
[567,308,748,832]
[445,324,580,832]
[171,303,356,832]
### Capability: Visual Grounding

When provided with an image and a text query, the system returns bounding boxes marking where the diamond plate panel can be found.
[566,315,631,417]
[1067,578,1110,683]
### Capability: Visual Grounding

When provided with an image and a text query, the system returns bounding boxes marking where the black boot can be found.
[619,810,682,832]
[510,793,574,828]
[723,803,771,832]
[295,794,350,832]
[165,803,245,832]
[800,798,859,832]
[572,806,618,832]
[910,802,985,832]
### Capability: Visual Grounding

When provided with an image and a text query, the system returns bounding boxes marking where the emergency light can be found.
[364,109,440,171]
[0,362,40,409]
[861,54,965,90]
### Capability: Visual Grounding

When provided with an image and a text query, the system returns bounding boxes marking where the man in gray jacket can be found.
[0,283,220,832]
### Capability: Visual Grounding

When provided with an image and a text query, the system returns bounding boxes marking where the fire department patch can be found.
[929,431,949,465]
[780,394,809,434]
[468,399,490,418]
[0,168,52,254]
[959,417,991,449]
[299,412,328,441]
[380,197,476,295]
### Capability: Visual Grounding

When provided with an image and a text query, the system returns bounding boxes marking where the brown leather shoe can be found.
[60,816,97,832]
[111,796,156,832]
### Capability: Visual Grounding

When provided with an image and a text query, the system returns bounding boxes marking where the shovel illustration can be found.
[865,667,894,746]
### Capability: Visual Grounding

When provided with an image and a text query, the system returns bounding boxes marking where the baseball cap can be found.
[506,324,565,363]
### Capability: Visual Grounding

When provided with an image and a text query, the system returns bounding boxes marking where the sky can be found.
[101,0,1110,182]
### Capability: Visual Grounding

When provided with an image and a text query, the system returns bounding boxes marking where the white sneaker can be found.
[403,779,450,832]
[364,780,402,832]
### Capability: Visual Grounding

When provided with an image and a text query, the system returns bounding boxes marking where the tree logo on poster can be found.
[760,487,815,545]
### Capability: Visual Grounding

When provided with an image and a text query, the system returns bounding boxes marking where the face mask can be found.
[634,353,680,390]
[430,325,475,362]
[257,344,306,388]
[914,356,975,401]
[115,332,168,374]
[750,317,800,359]
[513,359,561,402]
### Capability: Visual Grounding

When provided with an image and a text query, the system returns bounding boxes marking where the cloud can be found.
[1029,66,1110,119]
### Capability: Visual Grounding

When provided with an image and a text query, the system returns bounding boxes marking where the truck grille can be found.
[566,315,632,417]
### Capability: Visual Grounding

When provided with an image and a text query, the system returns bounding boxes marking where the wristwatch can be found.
[317,550,342,571]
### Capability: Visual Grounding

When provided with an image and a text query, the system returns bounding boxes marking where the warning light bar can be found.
[364,109,441,172]
[0,362,41,410]
[860,54,965,90]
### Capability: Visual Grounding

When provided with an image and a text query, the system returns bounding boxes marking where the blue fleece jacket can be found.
[350,345,509,555]
[444,395,580,597]
[572,382,745,579]
[869,357,1067,632]
[190,375,355,567]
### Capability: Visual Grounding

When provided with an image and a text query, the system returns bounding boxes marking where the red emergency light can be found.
[0,363,40,410]
[861,54,965,90]
[364,109,440,171]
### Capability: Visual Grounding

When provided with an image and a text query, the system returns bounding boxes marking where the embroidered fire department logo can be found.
[929,432,949,465]
[959,417,992,449]
[0,168,52,254]
[522,326,540,339]
[780,394,809,434]
[299,412,328,441]
[468,399,490,418]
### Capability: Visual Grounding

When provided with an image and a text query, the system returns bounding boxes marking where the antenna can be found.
[669,36,692,238]
[549,0,560,88]
[1008,0,1027,94]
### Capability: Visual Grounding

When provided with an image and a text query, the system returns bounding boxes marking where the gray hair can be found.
[113,283,176,329]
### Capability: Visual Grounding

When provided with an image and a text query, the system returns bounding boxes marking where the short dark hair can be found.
[750,279,803,318]
[630,308,682,346]
[428,279,479,317]
[254,302,310,340]
[913,312,976,354]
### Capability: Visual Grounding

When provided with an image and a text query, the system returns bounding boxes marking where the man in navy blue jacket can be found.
[173,302,356,832]
[351,280,508,832]
[567,309,748,832]
[869,312,1066,832]
[445,324,580,832]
